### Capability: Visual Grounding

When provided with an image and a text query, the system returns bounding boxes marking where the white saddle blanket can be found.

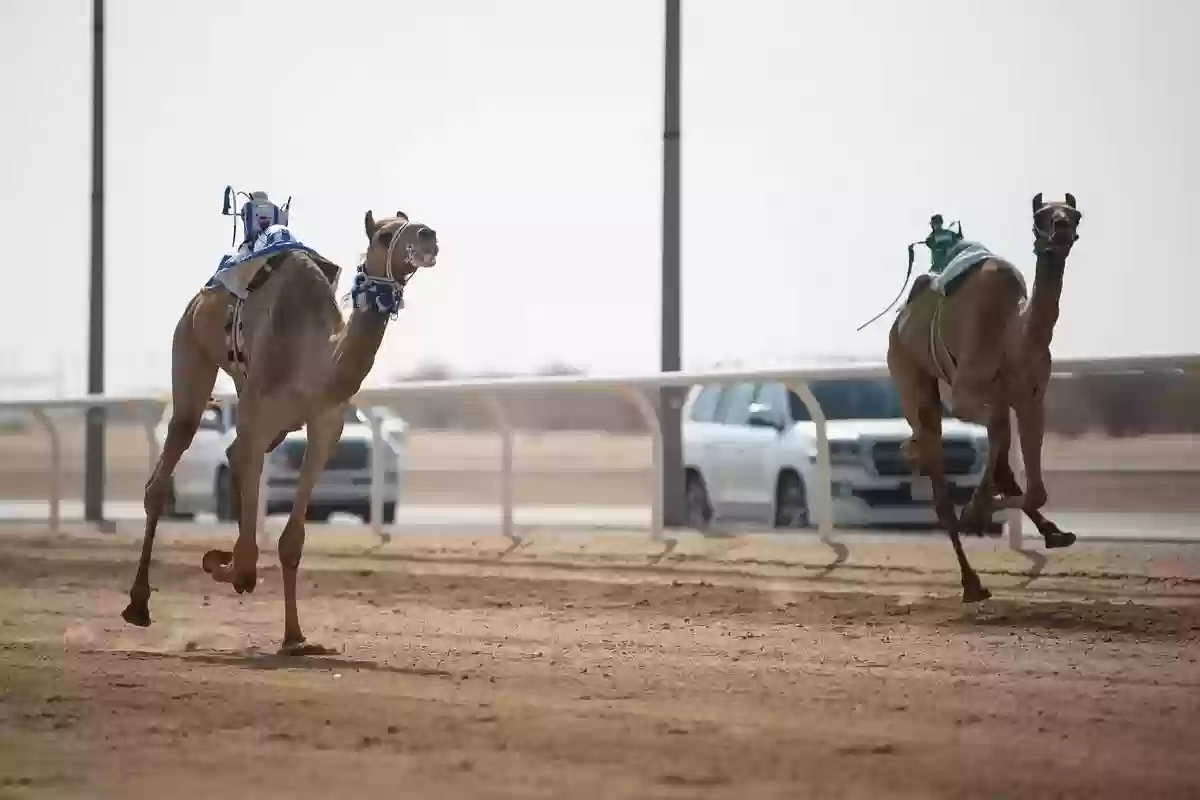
[206,225,327,299]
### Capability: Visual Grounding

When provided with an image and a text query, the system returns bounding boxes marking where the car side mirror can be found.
[746,402,785,431]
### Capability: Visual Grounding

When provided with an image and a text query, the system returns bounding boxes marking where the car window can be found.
[787,379,907,421]
[753,382,789,417]
[788,389,811,422]
[776,379,955,422]
[715,382,757,426]
[688,386,722,422]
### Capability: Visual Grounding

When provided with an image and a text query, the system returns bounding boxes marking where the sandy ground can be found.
[2,526,1200,799]
[0,427,1199,512]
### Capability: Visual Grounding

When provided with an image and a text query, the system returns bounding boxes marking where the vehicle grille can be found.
[279,439,372,471]
[871,439,977,477]
[854,483,976,507]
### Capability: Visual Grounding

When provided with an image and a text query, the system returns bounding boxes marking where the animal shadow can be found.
[117,648,453,677]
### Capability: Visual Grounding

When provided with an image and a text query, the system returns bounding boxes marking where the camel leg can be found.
[890,347,990,602]
[991,453,1074,547]
[122,339,217,627]
[202,428,293,578]
[998,399,1076,549]
[224,430,289,522]
[923,401,990,601]
[960,409,1011,535]
[277,406,345,655]
[203,414,266,594]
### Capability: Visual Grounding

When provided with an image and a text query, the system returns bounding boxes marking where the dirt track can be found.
[2,527,1200,798]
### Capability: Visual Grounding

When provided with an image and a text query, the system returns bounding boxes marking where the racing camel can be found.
[122,208,437,653]
[887,193,1083,602]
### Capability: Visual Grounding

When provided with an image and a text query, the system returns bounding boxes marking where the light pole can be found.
[84,0,106,523]
[660,0,685,527]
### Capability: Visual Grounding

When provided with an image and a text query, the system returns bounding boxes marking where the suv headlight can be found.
[828,440,861,466]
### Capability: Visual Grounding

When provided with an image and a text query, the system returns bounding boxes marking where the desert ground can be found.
[1,421,1199,512]
[1,525,1199,798]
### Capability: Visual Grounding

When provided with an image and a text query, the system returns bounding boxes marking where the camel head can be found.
[362,210,438,280]
[350,210,438,316]
[1031,192,1082,257]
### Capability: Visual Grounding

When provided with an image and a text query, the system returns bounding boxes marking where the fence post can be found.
[368,409,387,542]
[30,409,61,534]
[1006,407,1025,550]
[786,381,838,549]
[620,386,664,542]
[479,393,516,542]
[136,401,161,479]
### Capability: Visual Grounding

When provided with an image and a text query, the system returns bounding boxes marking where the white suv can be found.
[681,378,998,531]
[160,401,408,523]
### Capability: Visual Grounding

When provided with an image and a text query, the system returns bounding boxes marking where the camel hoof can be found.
[1044,531,1076,549]
[202,549,233,574]
[962,584,992,604]
[121,602,151,628]
[278,641,339,657]
[232,571,257,595]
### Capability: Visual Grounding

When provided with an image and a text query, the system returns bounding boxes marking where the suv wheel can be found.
[684,472,713,530]
[305,505,332,522]
[359,502,397,525]
[215,468,235,522]
[773,471,809,528]
[164,480,195,520]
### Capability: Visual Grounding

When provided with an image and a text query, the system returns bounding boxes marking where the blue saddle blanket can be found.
[205,225,326,299]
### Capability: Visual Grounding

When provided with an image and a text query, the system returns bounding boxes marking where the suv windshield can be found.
[788,378,950,421]
[227,404,365,427]
[809,379,903,420]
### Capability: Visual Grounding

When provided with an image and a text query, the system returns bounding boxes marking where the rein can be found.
[856,243,917,332]
[856,220,963,332]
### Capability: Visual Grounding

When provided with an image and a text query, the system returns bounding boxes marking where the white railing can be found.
[0,353,1195,552]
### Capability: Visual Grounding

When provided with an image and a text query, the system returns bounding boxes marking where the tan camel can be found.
[121,210,437,653]
[887,193,1082,601]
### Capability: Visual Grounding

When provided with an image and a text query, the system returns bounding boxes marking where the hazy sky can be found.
[1,0,1195,396]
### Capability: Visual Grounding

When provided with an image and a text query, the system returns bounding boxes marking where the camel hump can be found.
[931,243,1027,298]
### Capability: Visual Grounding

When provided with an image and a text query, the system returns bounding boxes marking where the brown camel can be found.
[887,193,1082,602]
[122,209,437,653]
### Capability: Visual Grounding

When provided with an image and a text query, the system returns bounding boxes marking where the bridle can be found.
[1032,202,1081,256]
[363,219,426,289]
[352,218,434,316]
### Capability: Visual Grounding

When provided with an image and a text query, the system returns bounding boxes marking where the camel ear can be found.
[1064,192,1076,209]
[364,210,378,239]
[395,210,409,222]
[1032,193,1043,213]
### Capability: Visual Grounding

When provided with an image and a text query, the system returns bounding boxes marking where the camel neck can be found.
[1024,249,1066,352]
[330,307,390,397]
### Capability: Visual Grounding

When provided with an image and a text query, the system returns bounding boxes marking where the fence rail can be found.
[1,353,1196,551]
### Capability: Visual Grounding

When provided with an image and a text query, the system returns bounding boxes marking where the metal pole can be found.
[84,0,107,523]
[659,0,685,527]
